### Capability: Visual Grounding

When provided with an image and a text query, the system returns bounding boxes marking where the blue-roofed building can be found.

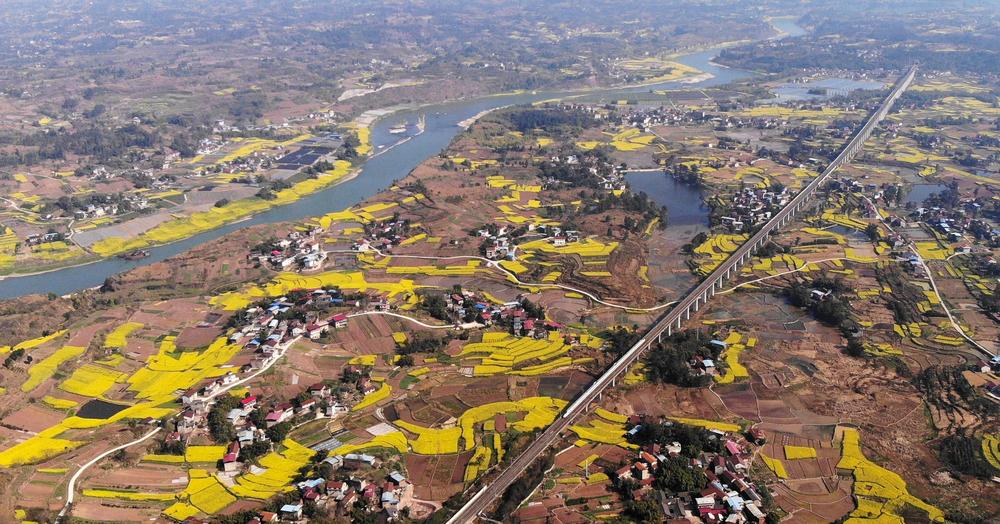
[388,470,407,484]
[280,503,303,520]
[297,477,325,490]
[344,453,377,466]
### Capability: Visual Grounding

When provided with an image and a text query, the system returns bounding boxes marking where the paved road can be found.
[56,334,302,522]
[446,65,917,524]
[57,427,162,521]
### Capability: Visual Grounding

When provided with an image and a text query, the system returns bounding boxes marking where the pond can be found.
[904,183,948,206]
[77,399,130,419]
[625,171,710,226]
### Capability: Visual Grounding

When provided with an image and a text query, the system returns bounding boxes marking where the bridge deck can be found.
[447,65,918,524]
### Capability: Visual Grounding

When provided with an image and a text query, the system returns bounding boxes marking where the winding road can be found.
[57,427,162,521]
[56,334,302,522]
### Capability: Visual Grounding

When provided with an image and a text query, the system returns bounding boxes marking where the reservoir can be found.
[625,171,710,227]
[0,18,806,299]
[771,77,886,103]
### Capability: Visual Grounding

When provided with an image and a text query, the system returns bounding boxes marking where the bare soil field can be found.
[84,464,187,492]
[2,404,66,433]
[70,500,159,523]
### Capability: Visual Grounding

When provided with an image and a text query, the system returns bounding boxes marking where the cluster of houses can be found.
[613,430,771,524]
[966,356,1000,402]
[24,231,64,246]
[175,289,363,440]
[620,104,831,136]
[268,468,412,522]
[478,223,580,260]
[622,106,696,131]
[179,469,412,523]
[719,185,790,231]
[351,214,423,255]
[439,290,560,336]
[910,204,996,248]
[250,227,327,270]
[553,149,629,194]
[61,190,153,220]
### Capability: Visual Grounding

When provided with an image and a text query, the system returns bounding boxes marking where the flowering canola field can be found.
[837,428,944,523]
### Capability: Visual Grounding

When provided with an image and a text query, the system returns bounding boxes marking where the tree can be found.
[624,498,665,523]
[601,327,641,356]
[239,440,271,463]
[865,223,880,242]
[207,395,241,443]
[655,456,707,492]
[644,330,722,388]
[845,338,866,357]
[267,421,293,443]
[421,294,449,321]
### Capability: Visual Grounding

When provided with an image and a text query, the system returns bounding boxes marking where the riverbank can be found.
[0,16,808,297]
[0,166,361,282]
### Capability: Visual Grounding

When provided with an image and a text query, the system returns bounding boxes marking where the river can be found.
[0,18,806,299]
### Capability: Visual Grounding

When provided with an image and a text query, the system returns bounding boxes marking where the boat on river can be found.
[118,249,150,260]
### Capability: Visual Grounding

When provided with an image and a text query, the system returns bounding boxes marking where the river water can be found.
[0,18,806,299]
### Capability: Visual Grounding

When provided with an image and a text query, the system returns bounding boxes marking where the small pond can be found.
[904,183,948,206]
[77,399,130,419]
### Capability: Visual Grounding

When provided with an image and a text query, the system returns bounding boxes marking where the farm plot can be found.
[836,427,944,523]
[458,332,591,376]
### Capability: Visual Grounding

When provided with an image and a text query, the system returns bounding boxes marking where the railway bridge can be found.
[447,65,917,524]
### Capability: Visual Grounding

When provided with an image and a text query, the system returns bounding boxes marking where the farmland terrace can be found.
[446,65,919,524]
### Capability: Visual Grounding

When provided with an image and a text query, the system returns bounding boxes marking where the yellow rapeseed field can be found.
[90,160,351,257]
[0,436,83,467]
[784,445,817,459]
[58,364,127,397]
[22,346,86,392]
[104,322,143,348]
[352,382,391,411]
[837,428,944,523]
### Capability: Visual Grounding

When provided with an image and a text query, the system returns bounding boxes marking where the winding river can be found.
[0,18,805,299]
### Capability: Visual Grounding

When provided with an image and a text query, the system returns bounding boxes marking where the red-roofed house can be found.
[616,465,633,480]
